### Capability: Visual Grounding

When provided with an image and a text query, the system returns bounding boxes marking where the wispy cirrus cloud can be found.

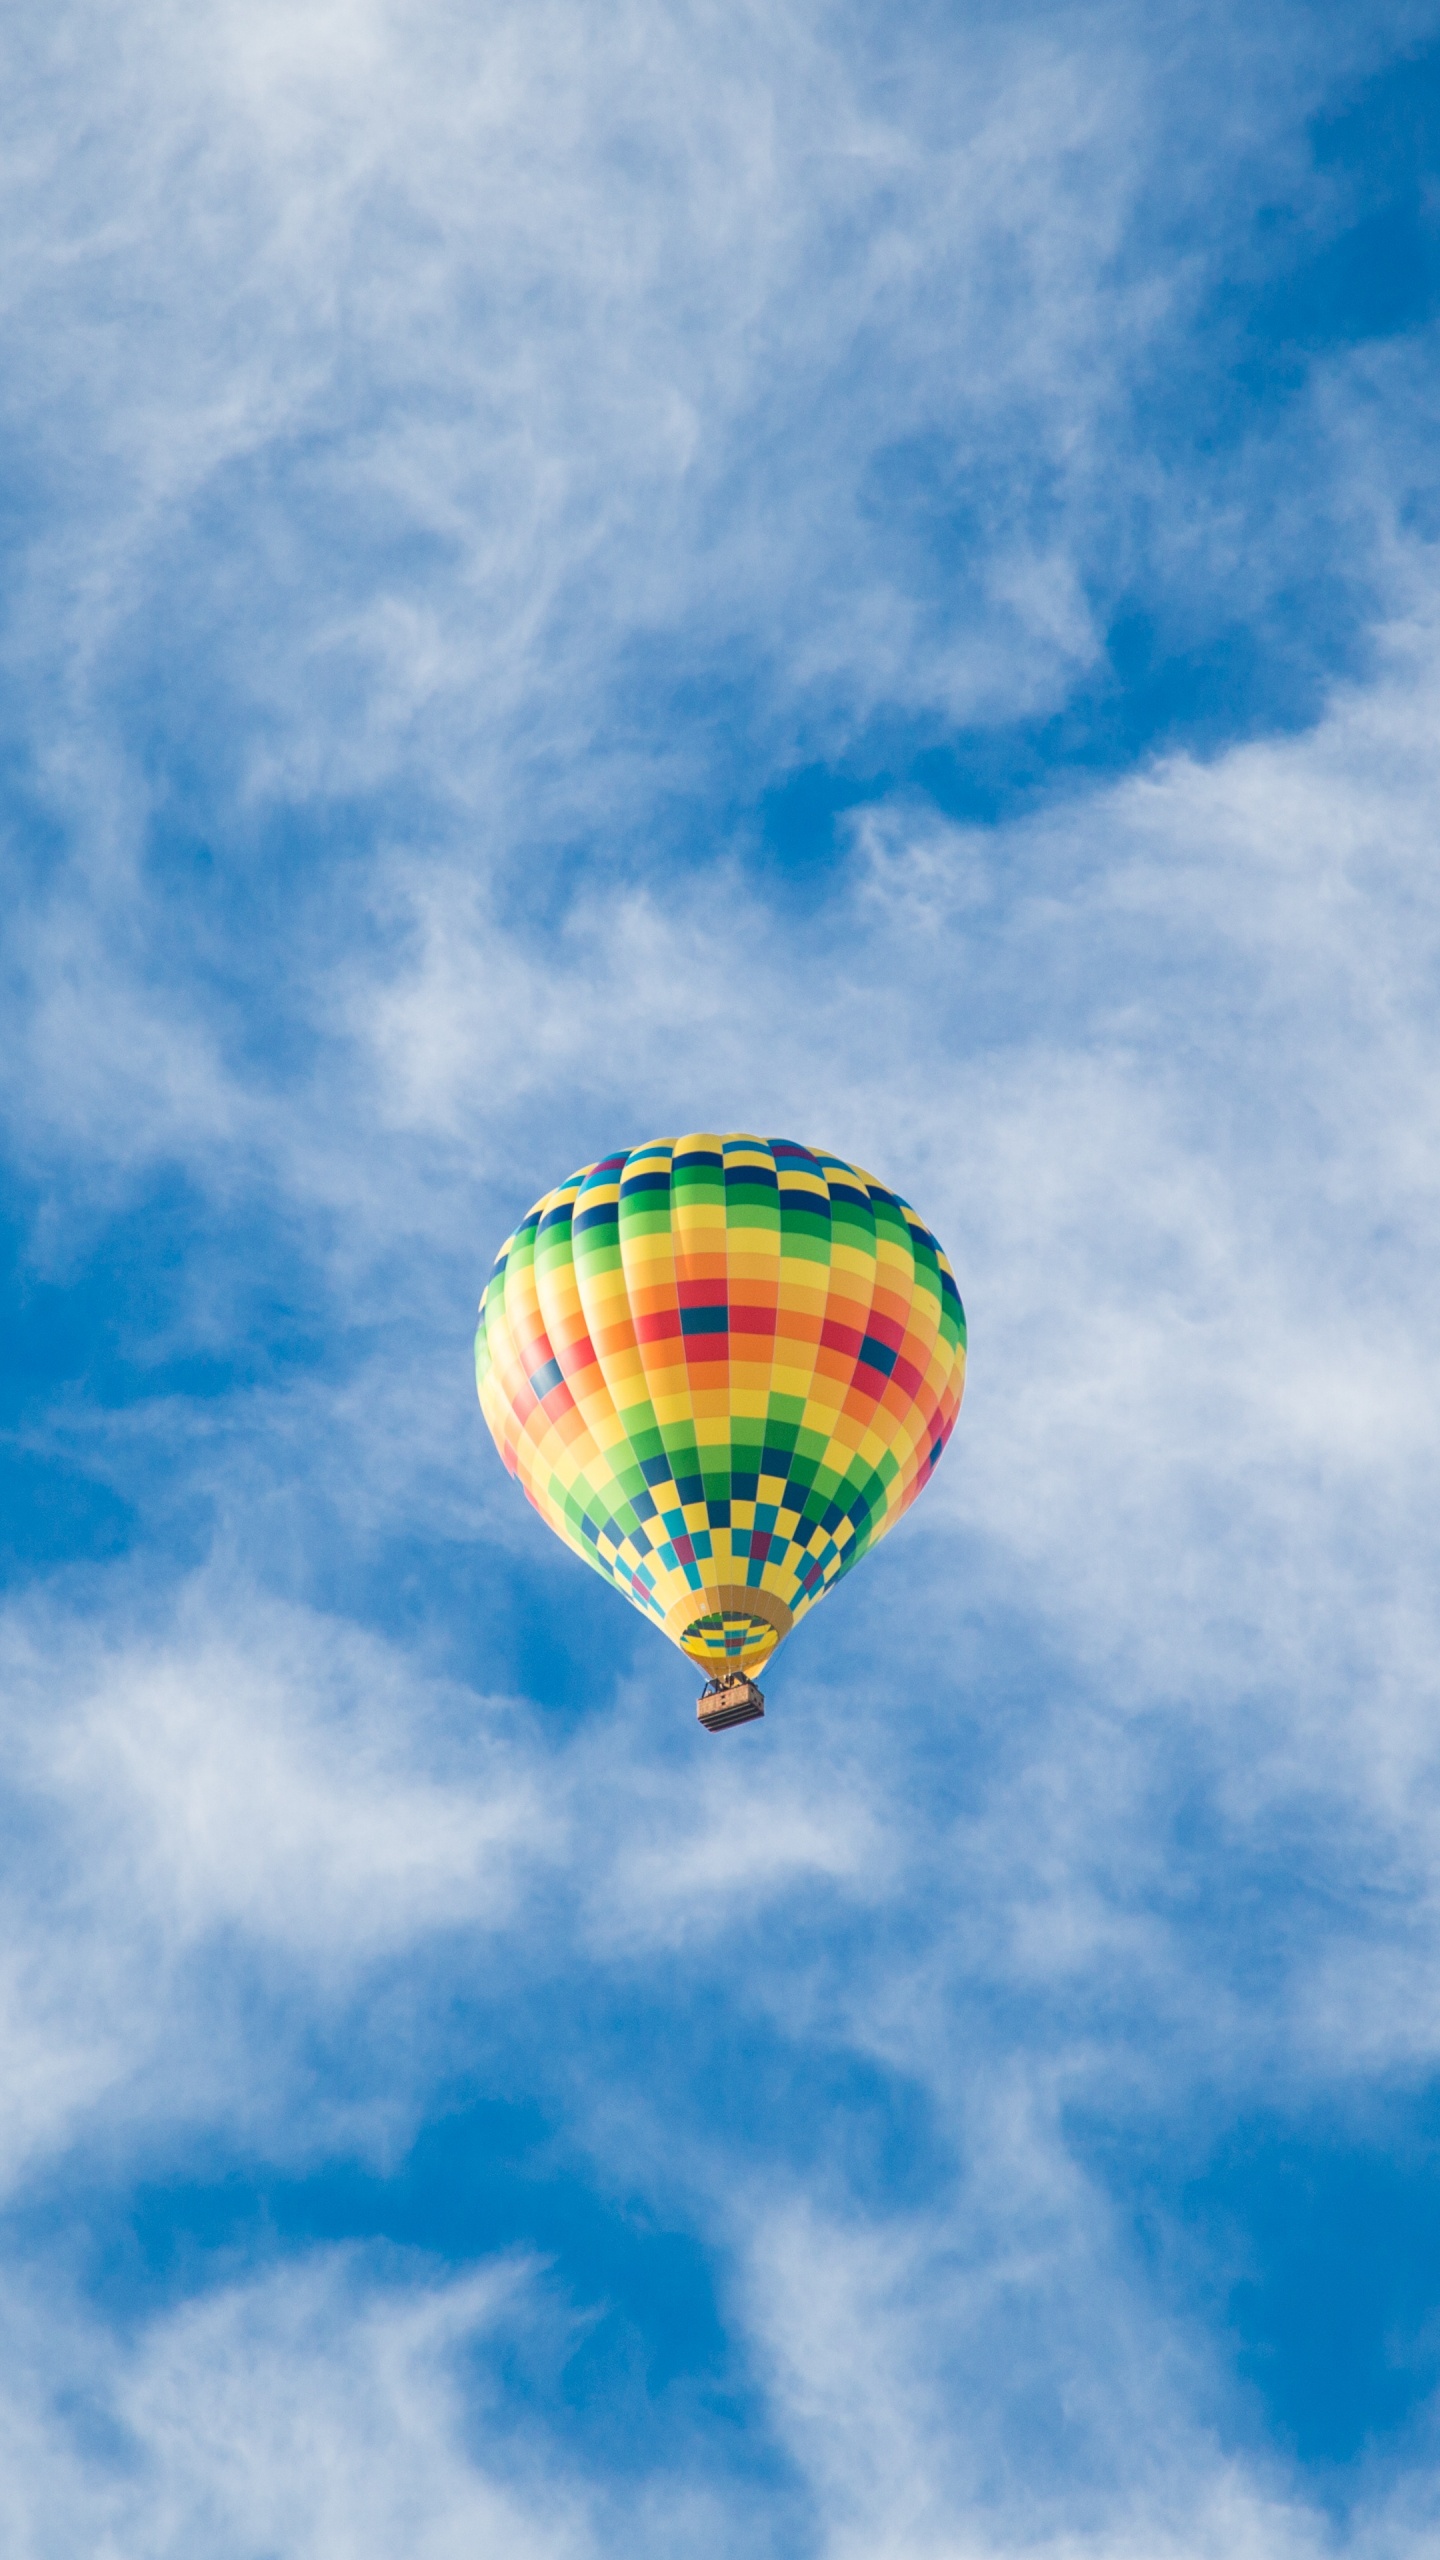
[0,0,1422,914]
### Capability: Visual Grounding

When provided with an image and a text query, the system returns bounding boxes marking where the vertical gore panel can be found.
[721,1135,783,1590]
[570,1155,638,1470]
[670,1134,728,1503]
[616,1139,688,1498]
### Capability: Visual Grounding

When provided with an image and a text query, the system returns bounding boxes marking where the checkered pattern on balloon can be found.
[475,1135,967,1683]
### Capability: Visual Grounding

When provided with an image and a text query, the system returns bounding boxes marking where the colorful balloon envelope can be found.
[474,1135,966,1695]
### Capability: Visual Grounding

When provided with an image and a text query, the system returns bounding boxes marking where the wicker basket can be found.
[697,1676,765,1733]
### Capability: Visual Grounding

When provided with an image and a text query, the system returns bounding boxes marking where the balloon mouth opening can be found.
[667,1585,794,1682]
[681,1610,777,1678]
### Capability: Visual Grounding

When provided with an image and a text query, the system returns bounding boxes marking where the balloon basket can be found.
[697,1676,765,1733]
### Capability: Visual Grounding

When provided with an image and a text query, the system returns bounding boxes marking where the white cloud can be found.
[738,2189,1340,2560]
[0,2225,1433,2559]
[0,1573,562,2187]
[0,0,1408,924]
[0,2253,600,2560]
[0,1557,915,2204]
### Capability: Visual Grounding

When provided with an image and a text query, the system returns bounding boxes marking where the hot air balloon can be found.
[475,1135,965,1729]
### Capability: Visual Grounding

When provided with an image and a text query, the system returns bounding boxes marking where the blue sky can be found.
[4,1,1440,2550]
